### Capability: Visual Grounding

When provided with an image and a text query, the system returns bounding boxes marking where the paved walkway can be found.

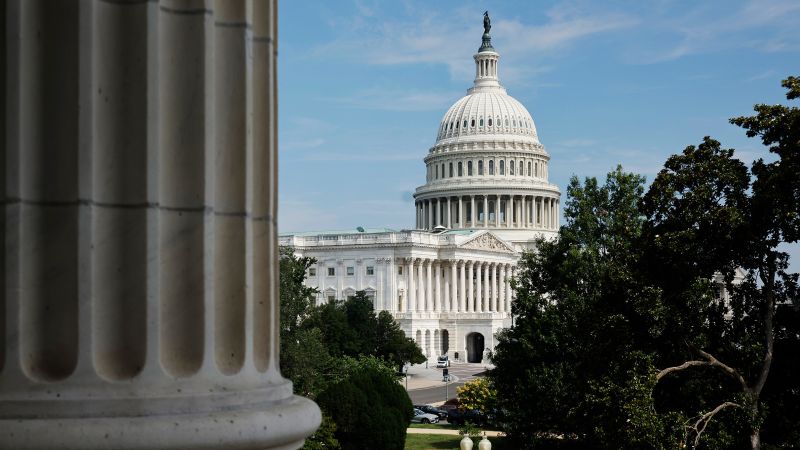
[407,428,505,437]
[402,361,492,391]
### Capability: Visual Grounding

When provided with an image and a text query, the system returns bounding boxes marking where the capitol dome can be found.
[414,14,561,250]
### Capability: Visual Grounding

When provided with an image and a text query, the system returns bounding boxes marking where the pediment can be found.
[457,231,516,253]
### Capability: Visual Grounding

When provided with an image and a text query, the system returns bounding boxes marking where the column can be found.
[408,258,416,312]
[0,1,319,447]
[459,196,464,228]
[443,261,450,311]
[417,259,426,311]
[505,195,511,228]
[447,197,452,228]
[498,265,506,312]
[491,264,498,312]
[434,261,442,311]
[483,195,489,227]
[450,261,458,312]
[428,200,434,230]
[475,262,483,313]
[470,196,476,227]
[466,261,474,312]
[482,263,490,312]
[505,264,514,312]
[425,259,433,312]
[495,195,501,227]
[459,261,467,312]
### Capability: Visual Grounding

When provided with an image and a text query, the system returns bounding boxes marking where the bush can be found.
[316,360,413,450]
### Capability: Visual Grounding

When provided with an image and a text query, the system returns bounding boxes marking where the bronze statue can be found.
[483,11,491,34]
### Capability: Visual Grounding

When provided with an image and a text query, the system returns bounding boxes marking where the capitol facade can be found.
[280,20,561,364]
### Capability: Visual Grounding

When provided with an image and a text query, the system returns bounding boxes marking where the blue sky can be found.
[277,0,800,264]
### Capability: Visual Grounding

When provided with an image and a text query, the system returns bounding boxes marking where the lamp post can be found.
[443,368,450,403]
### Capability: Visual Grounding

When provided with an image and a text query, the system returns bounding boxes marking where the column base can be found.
[0,394,320,450]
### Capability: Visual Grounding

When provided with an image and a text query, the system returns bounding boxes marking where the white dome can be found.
[436,91,539,145]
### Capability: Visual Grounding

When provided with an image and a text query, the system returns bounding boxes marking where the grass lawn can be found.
[408,423,461,430]
[404,434,509,450]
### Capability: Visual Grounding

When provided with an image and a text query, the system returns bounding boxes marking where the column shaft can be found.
[466,261,474,312]
[450,262,458,312]
[408,259,416,312]
[475,262,482,313]
[434,261,441,311]
[425,260,433,312]
[458,262,466,312]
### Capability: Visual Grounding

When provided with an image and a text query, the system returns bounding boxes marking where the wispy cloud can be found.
[301,150,422,162]
[325,87,461,111]
[282,137,326,151]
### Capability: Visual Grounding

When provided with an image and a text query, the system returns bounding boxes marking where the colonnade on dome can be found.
[415,193,559,231]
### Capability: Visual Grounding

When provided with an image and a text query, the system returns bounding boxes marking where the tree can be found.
[315,357,413,450]
[641,77,800,449]
[491,167,678,449]
[375,310,426,371]
[456,377,496,414]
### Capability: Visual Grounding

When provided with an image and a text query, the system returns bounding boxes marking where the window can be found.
[528,161,532,176]
[463,120,467,128]
[471,119,475,127]
[505,119,509,126]
[467,161,473,176]
[488,118,492,126]
[327,295,335,302]
[435,165,439,179]
[500,160,505,175]
[449,122,453,130]
[309,267,316,276]
[449,162,453,177]
[327,267,335,276]
[478,160,484,175]
[441,164,445,178]
[479,118,484,126]
[346,266,354,276]
[489,160,494,175]
[398,266,403,275]
[458,162,463,176]
[510,160,515,175]
[519,160,524,175]
[366,266,374,275]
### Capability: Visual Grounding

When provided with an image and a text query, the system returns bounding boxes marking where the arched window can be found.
[510,160,515,175]
[435,165,439,179]
[463,120,467,128]
[513,120,517,127]
[528,161,532,176]
[479,118,484,126]
[449,122,453,130]
[488,118,492,126]
[505,118,509,126]
[478,160,484,175]
[471,119,475,127]
[467,161,473,176]
[456,121,459,129]
[499,160,505,175]
[519,160,524,175]
[457,162,463,176]
[489,160,494,175]
[449,162,454,177]
[442,163,445,178]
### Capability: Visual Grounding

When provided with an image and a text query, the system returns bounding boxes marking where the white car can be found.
[436,356,450,368]
[411,408,440,424]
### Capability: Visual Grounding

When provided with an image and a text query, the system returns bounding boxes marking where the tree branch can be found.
[686,402,741,449]
[656,360,710,380]
[692,347,749,391]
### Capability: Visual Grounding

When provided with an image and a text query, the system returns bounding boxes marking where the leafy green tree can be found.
[375,310,426,371]
[642,77,800,450]
[491,167,678,449]
[316,358,413,450]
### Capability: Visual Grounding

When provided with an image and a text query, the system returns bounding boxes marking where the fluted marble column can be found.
[0,1,319,448]
[407,258,416,312]
[425,259,433,312]
[482,263,490,312]
[417,259,426,311]
[483,195,489,227]
[466,261,474,312]
[434,261,441,311]
[475,262,483,313]
[458,261,466,312]
[450,261,457,312]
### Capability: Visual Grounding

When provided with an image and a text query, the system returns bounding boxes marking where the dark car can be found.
[446,408,487,426]
[413,404,448,419]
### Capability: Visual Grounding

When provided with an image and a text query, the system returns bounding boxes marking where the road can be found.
[408,363,489,405]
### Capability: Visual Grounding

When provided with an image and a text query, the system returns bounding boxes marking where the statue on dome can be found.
[483,11,491,34]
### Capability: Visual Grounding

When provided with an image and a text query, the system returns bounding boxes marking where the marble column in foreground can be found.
[0,1,320,448]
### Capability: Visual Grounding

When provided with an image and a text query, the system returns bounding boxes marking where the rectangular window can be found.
[327,295,335,302]
[478,160,484,175]
[467,161,473,176]
[366,266,374,275]
[309,267,316,276]
[346,266,354,276]
[327,267,335,276]
[449,162,453,177]
[398,266,403,275]
[458,162,463,176]
[435,165,439,179]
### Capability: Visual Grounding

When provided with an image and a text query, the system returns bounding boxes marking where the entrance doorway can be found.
[441,330,449,355]
[466,332,484,363]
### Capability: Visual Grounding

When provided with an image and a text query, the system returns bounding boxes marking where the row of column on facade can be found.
[400,258,515,314]
[416,194,558,230]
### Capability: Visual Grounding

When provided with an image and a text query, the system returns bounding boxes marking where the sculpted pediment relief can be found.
[459,232,515,253]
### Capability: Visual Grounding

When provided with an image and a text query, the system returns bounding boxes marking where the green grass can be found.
[404,434,510,450]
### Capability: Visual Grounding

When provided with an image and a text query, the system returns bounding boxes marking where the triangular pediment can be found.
[457,231,516,253]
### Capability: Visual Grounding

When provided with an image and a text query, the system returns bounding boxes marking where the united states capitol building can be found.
[281,18,561,364]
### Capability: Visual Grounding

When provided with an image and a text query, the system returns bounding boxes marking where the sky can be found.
[277,0,800,265]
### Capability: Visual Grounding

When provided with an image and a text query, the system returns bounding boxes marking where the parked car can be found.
[446,408,486,426]
[411,408,440,424]
[436,355,450,368]
[414,404,448,419]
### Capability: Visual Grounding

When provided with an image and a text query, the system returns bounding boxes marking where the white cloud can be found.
[325,87,461,111]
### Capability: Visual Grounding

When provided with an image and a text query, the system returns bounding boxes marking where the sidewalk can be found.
[407,428,505,437]
[401,363,458,391]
